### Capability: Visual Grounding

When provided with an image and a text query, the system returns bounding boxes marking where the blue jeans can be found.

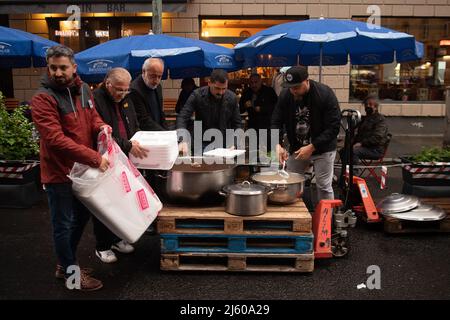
[45,183,91,273]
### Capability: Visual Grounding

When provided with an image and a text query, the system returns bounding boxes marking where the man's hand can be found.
[130,140,149,159]
[179,142,190,156]
[254,106,261,113]
[245,100,252,109]
[99,125,112,134]
[294,144,315,160]
[99,156,110,172]
[276,144,289,164]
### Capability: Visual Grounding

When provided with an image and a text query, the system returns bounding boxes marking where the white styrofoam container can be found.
[129,131,178,170]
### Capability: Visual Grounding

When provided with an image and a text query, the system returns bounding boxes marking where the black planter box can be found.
[401,157,450,187]
[0,161,42,208]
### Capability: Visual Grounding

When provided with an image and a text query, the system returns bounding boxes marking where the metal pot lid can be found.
[251,171,305,184]
[224,181,267,195]
[377,193,420,214]
[382,204,446,221]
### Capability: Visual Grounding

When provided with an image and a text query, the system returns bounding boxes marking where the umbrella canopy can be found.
[75,34,240,82]
[235,18,424,71]
[0,26,59,68]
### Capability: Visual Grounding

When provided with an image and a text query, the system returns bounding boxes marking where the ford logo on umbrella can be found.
[0,41,12,54]
[214,54,233,66]
[87,59,114,73]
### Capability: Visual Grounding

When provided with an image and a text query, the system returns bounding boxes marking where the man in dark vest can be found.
[92,67,148,264]
[31,45,109,291]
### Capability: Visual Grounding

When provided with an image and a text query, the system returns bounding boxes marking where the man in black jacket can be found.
[177,69,242,154]
[129,58,167,131]
[271,66,341,201]
[350,95,389,163]
[92,67,148,264]
[239,73,277,153]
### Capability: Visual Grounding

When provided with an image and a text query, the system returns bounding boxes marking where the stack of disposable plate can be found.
[129,131,179,170]
[377,193,447,221]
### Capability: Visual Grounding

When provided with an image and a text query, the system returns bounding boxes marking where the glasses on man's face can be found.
[108,83,130,95]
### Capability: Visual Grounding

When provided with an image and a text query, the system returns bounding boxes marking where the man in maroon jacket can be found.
[31,46,109,291]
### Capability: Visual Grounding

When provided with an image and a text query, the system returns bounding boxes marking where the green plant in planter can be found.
[411,147,450,163]
[0,91,39,161]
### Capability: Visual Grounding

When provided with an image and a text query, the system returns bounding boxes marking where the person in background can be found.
[239,73,277,153]
[175,78,198,114]
[129,57,167,131]
[272,66,291,96]
[340,94,389,165]
[92,67,149,263]
[31,45,109,291]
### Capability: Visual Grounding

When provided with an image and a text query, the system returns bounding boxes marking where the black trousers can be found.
[92,216,120,251]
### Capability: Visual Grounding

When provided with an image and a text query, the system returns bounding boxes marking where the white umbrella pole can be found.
[319,44,323,83]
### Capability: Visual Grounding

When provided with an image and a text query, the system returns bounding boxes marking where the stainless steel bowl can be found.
[251,171,305,205]
[377,193,420,214]
[382,204,447,221]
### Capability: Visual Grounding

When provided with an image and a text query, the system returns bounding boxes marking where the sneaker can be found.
[55,264,94,279]
[111,240,135,254]
[65,270,103,291]
[95,249,118,263]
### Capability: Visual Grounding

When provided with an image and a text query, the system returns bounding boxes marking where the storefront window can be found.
[200,17,306,92]
[47,16,153,53]
[350,17,450,102]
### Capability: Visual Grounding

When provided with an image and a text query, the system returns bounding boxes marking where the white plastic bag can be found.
[69,128,162,243]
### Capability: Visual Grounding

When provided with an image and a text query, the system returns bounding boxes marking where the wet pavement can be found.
[1,136,449,300]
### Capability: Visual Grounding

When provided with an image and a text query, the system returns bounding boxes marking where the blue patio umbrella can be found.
[235,18,424,82]
[0,26,59,68]
[75,34,240,82]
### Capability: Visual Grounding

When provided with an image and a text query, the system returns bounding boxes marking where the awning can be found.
[0,0,187,14]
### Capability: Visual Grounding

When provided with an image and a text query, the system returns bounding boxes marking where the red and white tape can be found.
[380,166,387,189]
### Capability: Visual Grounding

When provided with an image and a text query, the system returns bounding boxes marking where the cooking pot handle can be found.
[275,184,288,191]
[218,189,227,197]
[156,173,168,179]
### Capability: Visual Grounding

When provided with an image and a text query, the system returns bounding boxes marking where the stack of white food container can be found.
[129,131,179,170]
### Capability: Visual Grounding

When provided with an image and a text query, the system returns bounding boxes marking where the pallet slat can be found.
[161,252,314,273]
[160,233,313,254]
[157,201,312,235]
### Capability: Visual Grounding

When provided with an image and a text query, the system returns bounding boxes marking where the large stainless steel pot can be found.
[219,181,272,216]
[251,171,305,205]
[156,157,236,204]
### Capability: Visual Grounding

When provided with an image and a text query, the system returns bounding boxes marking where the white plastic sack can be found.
[129,130,178,170]
[69,128,162,243]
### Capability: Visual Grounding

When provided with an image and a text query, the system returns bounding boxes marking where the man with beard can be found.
[177,69,242,154]
[271,66,341,202]
[92,67,148,264]
[31,46,109,291]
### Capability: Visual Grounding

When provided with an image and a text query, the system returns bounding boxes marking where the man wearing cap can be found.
[271,66,341,202]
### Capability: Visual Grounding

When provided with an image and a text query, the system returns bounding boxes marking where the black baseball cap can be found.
[282,66,309,88]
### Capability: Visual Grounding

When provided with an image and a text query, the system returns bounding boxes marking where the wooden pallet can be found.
[157,201,311,236]
[161,252,314,273]
[384,197,450,234]
[161,233,313,254]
